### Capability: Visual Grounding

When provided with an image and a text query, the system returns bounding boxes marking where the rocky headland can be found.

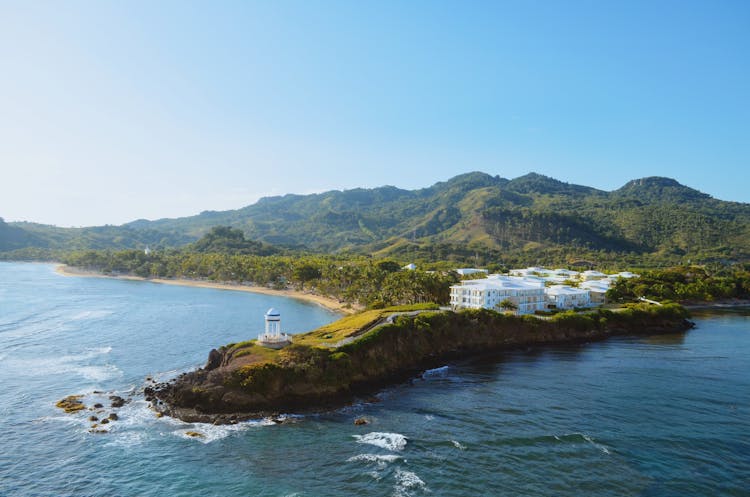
[151,304,693,424]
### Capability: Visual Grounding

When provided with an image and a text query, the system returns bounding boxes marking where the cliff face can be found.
[153,304,693,423]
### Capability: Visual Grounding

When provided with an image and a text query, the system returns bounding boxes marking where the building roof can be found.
[453,276,544,291]
[545,285,589,296]
[581,270,608,277]
[265,308,281,317]
[614,271,639,278]
[580,280,611,292]
[455,268,489,275]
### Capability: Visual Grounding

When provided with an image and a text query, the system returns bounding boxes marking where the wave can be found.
[3,346,119,381]
[554,432,612,455]
[347,454,402,464]
[69,310,115,321]
[393,469,428,497]
[421,365,449,378]
[76,364,122,382]
[353,432,407,451]
[172,418,276,443]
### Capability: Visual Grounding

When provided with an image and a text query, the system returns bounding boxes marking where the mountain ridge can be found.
[3,172,749,264]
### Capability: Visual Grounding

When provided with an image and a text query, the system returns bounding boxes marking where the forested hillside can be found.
[2,172,749,266]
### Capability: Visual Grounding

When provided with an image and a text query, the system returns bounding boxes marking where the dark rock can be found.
[108,413,118,421]
[100,418,109,424]
[354,417,369,426]
[93,403,104,409]
[205,349,222,371]
[56,395,85,413]
[89,416,99,422]
[109,396,125,408]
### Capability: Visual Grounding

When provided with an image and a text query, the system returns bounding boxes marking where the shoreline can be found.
[153,304,695,424]
[55,264,359,315]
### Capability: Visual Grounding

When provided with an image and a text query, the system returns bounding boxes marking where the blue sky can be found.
[1,1,748,226]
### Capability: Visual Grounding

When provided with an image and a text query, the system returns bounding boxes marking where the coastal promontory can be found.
[152,303,693,423]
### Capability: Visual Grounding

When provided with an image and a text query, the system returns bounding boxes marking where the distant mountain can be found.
[3,173,749,265]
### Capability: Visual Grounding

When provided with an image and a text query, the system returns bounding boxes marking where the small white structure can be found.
[544,285,591,310]
[450,276,546,315]
[580,279,611,305]
[549,268,580,280]
[257,308,292,349]
[455,268,489,276]
[509,266,547,277]
[580,270,608,281]
[612,271,639,279]
[403,263,417,271]
[144,246,151,256]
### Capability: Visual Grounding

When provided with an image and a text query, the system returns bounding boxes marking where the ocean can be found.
[0,262,748,496]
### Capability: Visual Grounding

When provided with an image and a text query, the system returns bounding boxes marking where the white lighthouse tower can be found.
[257,308,292,349]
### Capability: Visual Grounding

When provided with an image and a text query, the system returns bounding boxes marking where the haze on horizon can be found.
[1,1,748,228]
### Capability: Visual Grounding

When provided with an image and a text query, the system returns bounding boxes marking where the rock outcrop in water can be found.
[152,304,693,423]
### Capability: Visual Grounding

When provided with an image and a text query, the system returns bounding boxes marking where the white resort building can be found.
[580,270,608,281]
[544,285,592,310]
[508,266,547,278]
[455,268,489,277]
[257,308,292,349]
[580,279,611,305]
[450,265,640,314]
[450,276,546,315]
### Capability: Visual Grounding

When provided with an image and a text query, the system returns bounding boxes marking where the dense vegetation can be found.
[3,172,750,267]
[60,246,457,308]
[54,226,750,309]
[607,265,750,303]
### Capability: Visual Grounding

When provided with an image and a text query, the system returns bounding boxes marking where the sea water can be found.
[0,262,748,496]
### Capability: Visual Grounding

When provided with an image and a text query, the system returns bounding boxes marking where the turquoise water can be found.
[1,262,749,496]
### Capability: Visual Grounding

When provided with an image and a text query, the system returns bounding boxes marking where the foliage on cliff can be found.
[164,303,690,416]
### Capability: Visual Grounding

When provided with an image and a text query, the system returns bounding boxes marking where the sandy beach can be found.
[55,264,358,314]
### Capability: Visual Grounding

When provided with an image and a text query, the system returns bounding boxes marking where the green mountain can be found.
[3,172,749,265]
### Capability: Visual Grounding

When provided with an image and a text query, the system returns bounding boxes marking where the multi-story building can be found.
[450,276,546,315]
[544,285,592,310]
[579,279,611,305]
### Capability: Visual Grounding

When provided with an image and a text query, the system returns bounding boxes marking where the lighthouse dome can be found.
[265,308,281,317]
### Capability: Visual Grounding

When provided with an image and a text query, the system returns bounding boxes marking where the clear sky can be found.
[1,0,748,227]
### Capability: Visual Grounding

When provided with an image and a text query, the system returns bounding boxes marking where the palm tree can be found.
[497,298,518,314]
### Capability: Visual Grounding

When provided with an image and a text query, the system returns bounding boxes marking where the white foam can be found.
[104,431,146,448]
[77,364,122,382]
[557,432,612,455]
[353,432,407,452]
[171,417,276,443]
[451,440,467,450]
[393,469,428,496]
[4,346,118,381]
[422,365,449,378]
[582,434,611,455]
[347,454,402,463]
[70,310,114,321]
